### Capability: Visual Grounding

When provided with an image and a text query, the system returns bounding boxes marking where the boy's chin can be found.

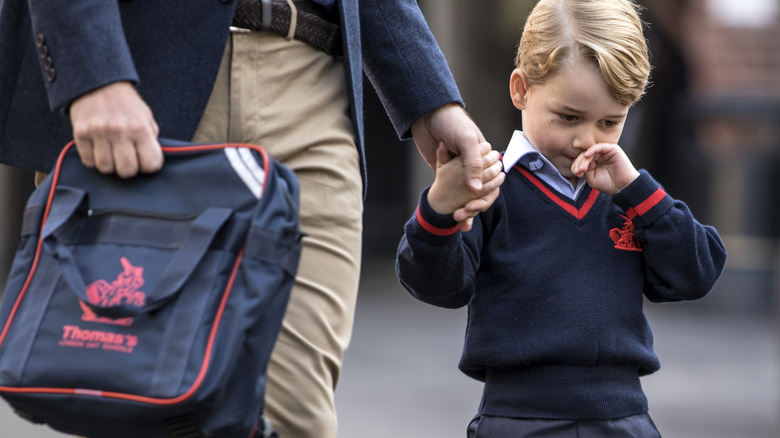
[555,167,576,181]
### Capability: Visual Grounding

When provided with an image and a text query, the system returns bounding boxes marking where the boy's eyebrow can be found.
[560,104,627,119]
[560,104,584,114]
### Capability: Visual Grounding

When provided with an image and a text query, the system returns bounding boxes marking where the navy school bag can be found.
[0,140,302,438]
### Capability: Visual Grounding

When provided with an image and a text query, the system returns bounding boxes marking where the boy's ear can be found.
[510,69,529,110]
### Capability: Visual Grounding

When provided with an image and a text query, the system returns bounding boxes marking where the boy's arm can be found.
[612,171,728,302]
[396,144,503,308]
[396,188,486,309]
[570,143,727,299]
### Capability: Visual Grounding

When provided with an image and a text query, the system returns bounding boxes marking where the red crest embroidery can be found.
[610,214,642,252]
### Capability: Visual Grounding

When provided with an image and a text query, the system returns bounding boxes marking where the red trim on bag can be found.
[0,140,271,405]
[249,419,260,438]
[159,143,271,189]
[0,140,72,347]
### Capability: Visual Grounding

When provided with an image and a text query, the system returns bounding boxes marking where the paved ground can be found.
[1,257,777,437]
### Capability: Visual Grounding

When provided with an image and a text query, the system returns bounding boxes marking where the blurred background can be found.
[1,0,778,436]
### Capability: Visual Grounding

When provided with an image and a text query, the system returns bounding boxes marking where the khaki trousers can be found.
[192,32,363,438]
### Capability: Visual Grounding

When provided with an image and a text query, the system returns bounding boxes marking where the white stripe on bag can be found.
[225,147,265,198]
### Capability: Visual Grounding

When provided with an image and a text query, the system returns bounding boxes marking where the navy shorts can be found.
[467,413,662,438]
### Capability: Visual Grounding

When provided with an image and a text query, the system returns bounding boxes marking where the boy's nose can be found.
[572,130,596,150]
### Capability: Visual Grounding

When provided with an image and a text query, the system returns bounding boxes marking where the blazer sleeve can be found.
[27,0,139,112]
[359,0,463,139]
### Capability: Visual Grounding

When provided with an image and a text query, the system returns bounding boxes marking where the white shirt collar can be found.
[501,130,587,199]
[501,130,538,173]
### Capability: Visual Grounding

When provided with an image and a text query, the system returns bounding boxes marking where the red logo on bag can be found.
[610,214,642,252]
[80,257,147,326]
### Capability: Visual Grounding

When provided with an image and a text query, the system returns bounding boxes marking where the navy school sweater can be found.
[395,165,727,420]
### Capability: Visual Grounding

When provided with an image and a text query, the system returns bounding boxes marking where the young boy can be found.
[395,0,728,436]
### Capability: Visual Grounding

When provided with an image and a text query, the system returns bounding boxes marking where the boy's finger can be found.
[458,218,474,232]
[482,150,501,170]
[572,153,591,176]
[484,155,504,179]
[479,141,492,157]
[482,170,505,192]
[457,188,501,218]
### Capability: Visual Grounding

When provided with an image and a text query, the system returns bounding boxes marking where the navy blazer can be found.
[0,0,462,188]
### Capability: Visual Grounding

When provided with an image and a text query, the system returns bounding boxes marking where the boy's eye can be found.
[559,114,577,122]
[603,120,620,128]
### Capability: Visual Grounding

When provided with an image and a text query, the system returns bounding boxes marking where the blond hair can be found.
[516,0,651,106]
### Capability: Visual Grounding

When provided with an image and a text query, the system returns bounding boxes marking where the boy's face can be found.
[510,61,630,184]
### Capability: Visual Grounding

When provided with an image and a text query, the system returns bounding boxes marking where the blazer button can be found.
[35,34,56,82]
[37,43,48,59]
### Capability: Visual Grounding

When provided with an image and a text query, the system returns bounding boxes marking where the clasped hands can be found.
[412,104,505,232]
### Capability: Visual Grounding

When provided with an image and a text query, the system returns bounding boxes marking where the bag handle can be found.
[41,187,233,318]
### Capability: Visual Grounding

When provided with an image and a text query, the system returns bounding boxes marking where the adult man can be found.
[0,0,501,436]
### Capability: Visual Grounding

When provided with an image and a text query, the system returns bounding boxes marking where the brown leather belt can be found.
[232,0,342,56]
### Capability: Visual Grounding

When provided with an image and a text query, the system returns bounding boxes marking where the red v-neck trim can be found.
[515,166,600,220]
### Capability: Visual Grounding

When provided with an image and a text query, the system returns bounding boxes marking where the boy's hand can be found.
[428,142,504,231]
[572,143,639,196]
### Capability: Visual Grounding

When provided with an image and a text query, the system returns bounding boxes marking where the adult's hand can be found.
[411,103,486,191]
[69,81,163,178]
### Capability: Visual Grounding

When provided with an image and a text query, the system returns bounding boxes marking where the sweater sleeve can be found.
[395,188,482,309]
[612,170,728,302]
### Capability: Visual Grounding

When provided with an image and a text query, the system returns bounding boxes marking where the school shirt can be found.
[395,132,728,420]
[501,130,588,200]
